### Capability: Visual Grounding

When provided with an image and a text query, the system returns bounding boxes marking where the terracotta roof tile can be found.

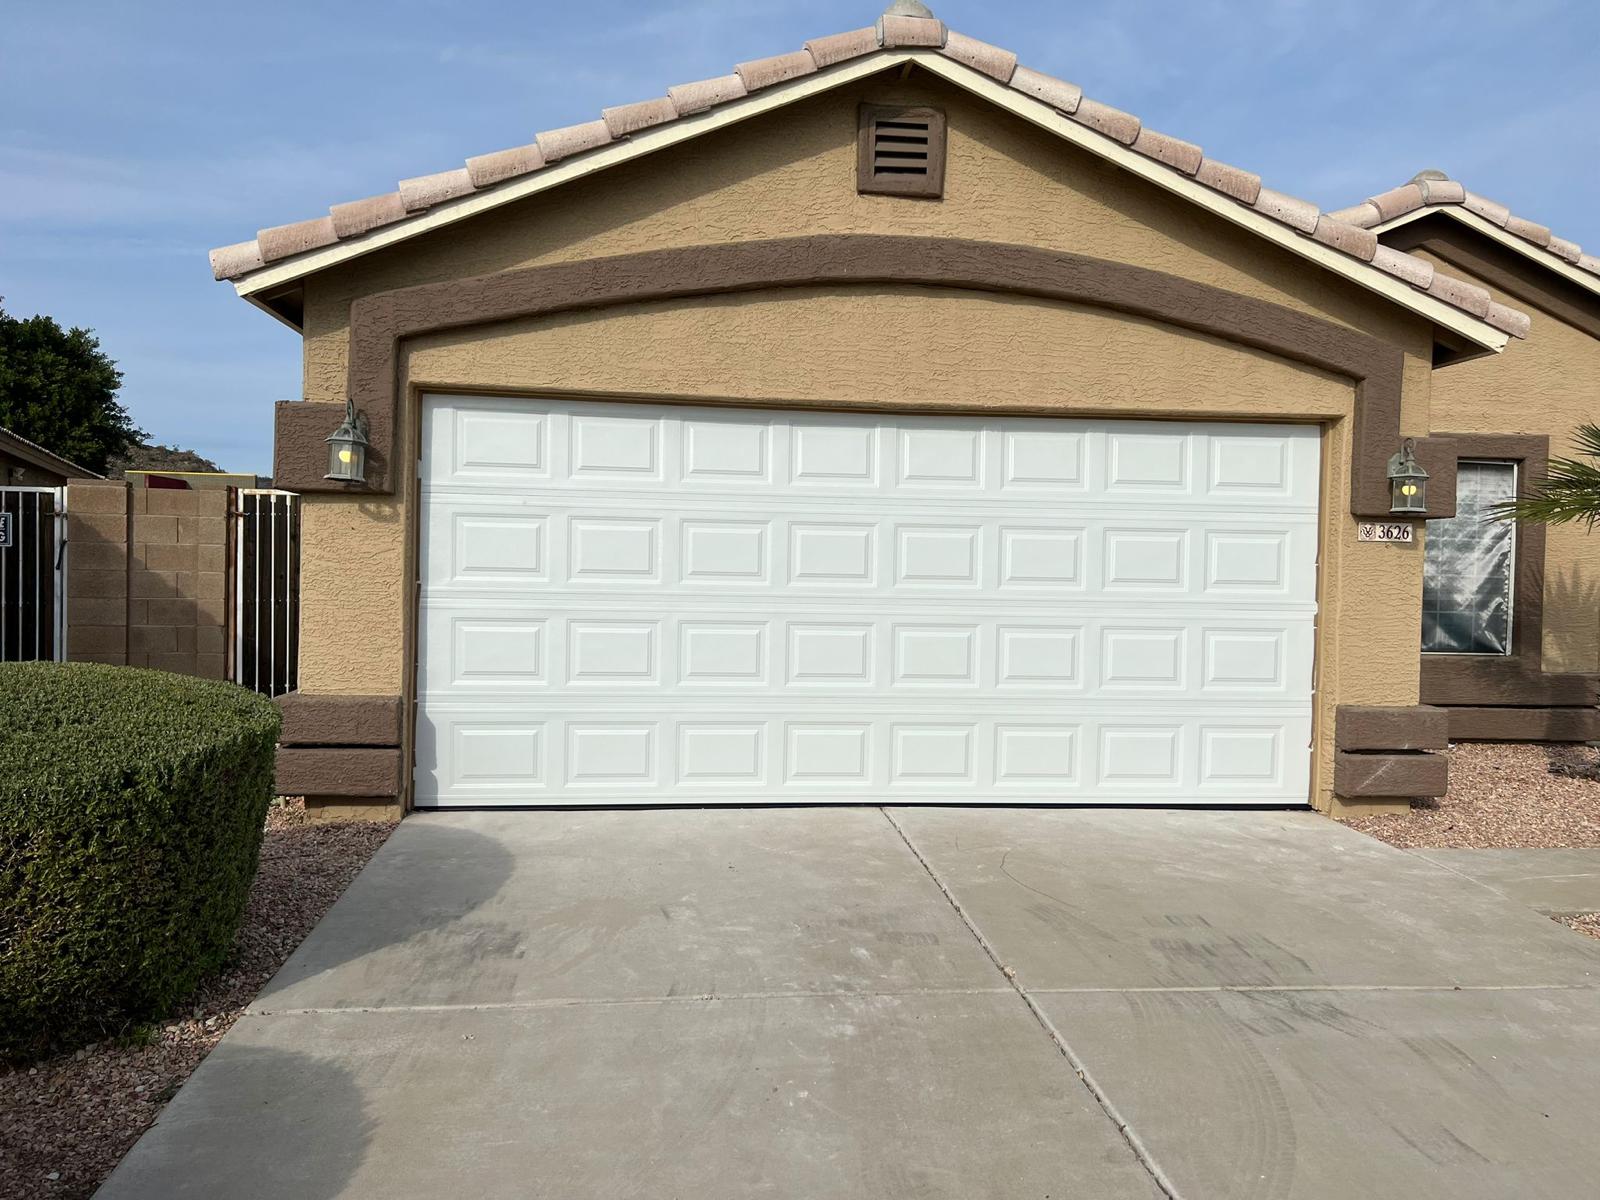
[1070,96,1140,144]
[1194,157,1262,205]
[805,27,880,68]
[1310,215,1378,262]
[536,120,613,164]
[398,168,475,212]
[735,49,818,92]
[940,31,1016,82]
[1373,243,1435,290]
[257,216,337,263]
[666,73,748,116]
[877,14,946,47]
[602,98,679,139]
[1131,128,1202,175]
[209,239,264,281]
[204,13,1532,339]
[1486,301,1531,339]
[1007,65,1082,114]
[330,192,410,239]
[1337,171,1597,287]
[465,143,546,189]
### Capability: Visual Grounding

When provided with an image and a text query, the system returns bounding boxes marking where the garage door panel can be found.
[419,397,1319,807]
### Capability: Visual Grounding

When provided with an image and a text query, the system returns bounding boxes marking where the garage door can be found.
[416,395,1319,808]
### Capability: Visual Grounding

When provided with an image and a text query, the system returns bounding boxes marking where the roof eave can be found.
[229,48,1509,355]
[1370,205,1600,304]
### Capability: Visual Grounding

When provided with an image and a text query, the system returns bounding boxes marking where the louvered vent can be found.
[858,105,946,198]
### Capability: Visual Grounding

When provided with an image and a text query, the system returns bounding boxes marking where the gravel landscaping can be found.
[1560,913,1600,941]
[1343,742,1600,849]
[0,800,396,1200]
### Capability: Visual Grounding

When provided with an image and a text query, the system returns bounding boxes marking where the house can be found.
[0,425,100,487]
[207,2,1594,821]
[1330,174,1600,743]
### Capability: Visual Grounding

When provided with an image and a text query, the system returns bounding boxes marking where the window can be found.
[857,105,946,199]
[1422,460,1517,655]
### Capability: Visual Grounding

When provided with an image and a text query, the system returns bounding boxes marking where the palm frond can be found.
[1490,422,1600,528]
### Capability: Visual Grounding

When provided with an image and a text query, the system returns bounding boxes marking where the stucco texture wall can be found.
[1414,246,1600,674]
[289,68,1443,809]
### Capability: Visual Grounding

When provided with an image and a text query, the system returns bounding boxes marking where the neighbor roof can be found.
[0,425,101,480]
[208,3,1528,347]
[1331,170,1600,300]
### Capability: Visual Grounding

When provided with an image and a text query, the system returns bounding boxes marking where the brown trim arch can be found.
[274,234,1407,510]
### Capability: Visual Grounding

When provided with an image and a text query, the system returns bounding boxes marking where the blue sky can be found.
[4,0,1596,475]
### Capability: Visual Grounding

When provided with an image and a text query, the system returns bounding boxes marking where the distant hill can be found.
[106,442,222,478]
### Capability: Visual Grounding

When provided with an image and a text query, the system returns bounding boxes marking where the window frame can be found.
[1421,458,1519,657]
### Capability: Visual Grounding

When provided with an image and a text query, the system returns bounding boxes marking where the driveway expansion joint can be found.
[879,806,1187,1200]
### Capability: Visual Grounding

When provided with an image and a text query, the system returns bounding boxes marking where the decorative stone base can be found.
[303,796,404,823]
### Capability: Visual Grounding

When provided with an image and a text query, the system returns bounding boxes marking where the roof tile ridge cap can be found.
[876,12,947,48]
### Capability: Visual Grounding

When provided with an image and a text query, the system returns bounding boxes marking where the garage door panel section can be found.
[418,397,1319,806]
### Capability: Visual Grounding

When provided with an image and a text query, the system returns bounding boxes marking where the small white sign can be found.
[0,511,11,550]
[1357,521,1415,544]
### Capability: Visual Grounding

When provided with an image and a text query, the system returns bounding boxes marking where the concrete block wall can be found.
[64,481,230,679]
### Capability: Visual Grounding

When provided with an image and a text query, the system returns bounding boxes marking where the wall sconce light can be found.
[1387,438,1428,515]
[324,397,370,484]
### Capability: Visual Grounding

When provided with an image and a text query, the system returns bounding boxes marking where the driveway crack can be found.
[879,808,1186,1200]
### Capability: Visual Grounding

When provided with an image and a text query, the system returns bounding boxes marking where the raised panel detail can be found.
[787,725,871,781]
[567,725,655,783]
[791,423,876,484]
[1201,727,1282,784]
[1003,430,1084,489]
[569,622,657,682]
[454,410,545,476]
[789,624,873,684]
[570,414,659,478]
[1206,531,1288,590]
[683,419,768,480]
[453,726,542,785]
[894,626,976,684]
[1209,435,1290,495]
[1108,432,1188,490]
[452,515,545,582]
[996,726,1077,782]
[892,726,973,781]
[679,725,765,781]
[569,518,658,580]
[899,427,981,485]
[680,623,767,684]
[897,525,979,585]
[1000,527,1082,588]
[790,523,875,584]
[1105,529,1186,589]
[998,626,1080,686]
[453,619,544,685]
[682,521,768,582]
[1099,726,1182,784]
[1101,628,1185,688]
[1203,630,1284,689]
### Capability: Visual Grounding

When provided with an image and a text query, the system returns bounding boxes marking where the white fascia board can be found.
[1371,205,1600,302]
[233,49,1506,353]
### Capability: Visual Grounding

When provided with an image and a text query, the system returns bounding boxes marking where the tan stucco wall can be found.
[289,69,1445,809]
[1414,247,1600,674]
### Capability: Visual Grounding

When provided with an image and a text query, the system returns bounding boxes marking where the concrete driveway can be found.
[98,808,1600,1199]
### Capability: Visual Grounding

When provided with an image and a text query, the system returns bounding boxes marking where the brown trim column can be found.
[275,693,405,820]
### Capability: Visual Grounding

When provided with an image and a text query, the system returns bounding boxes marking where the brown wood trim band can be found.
[277,692,404,747]
[1335,705,1450,752]
[273,235,1407,516]
[1421,666,1597,707]
[1334,751,1448,799]
[1446,706,1600,743]
[1385,215,1600,341]
[276,747,403,798]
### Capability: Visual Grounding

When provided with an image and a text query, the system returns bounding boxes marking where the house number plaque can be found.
[1357,522,1414,544]
[0,512,11,550]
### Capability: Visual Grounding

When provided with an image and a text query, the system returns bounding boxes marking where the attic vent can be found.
[858,105,946,199]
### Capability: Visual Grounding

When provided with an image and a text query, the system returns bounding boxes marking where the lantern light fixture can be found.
[1387,438,1428,515]
[324,397,370,484]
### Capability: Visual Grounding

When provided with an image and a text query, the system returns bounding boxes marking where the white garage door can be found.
[416,395,1319,808]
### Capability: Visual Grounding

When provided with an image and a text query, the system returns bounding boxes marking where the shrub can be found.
[0,663,280,1059]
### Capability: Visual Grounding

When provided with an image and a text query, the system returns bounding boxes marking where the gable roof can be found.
[1330,170,1600,302]
[0,425,101,480]
[209,3,1526,351]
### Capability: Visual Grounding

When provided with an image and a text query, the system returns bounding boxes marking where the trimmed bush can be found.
[0,663,280,1059]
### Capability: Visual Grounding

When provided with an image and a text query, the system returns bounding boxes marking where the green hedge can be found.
[0,663,280,1059]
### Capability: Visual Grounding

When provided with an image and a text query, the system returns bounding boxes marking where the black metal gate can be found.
[0,487,65,663]
[232,489,300,696]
